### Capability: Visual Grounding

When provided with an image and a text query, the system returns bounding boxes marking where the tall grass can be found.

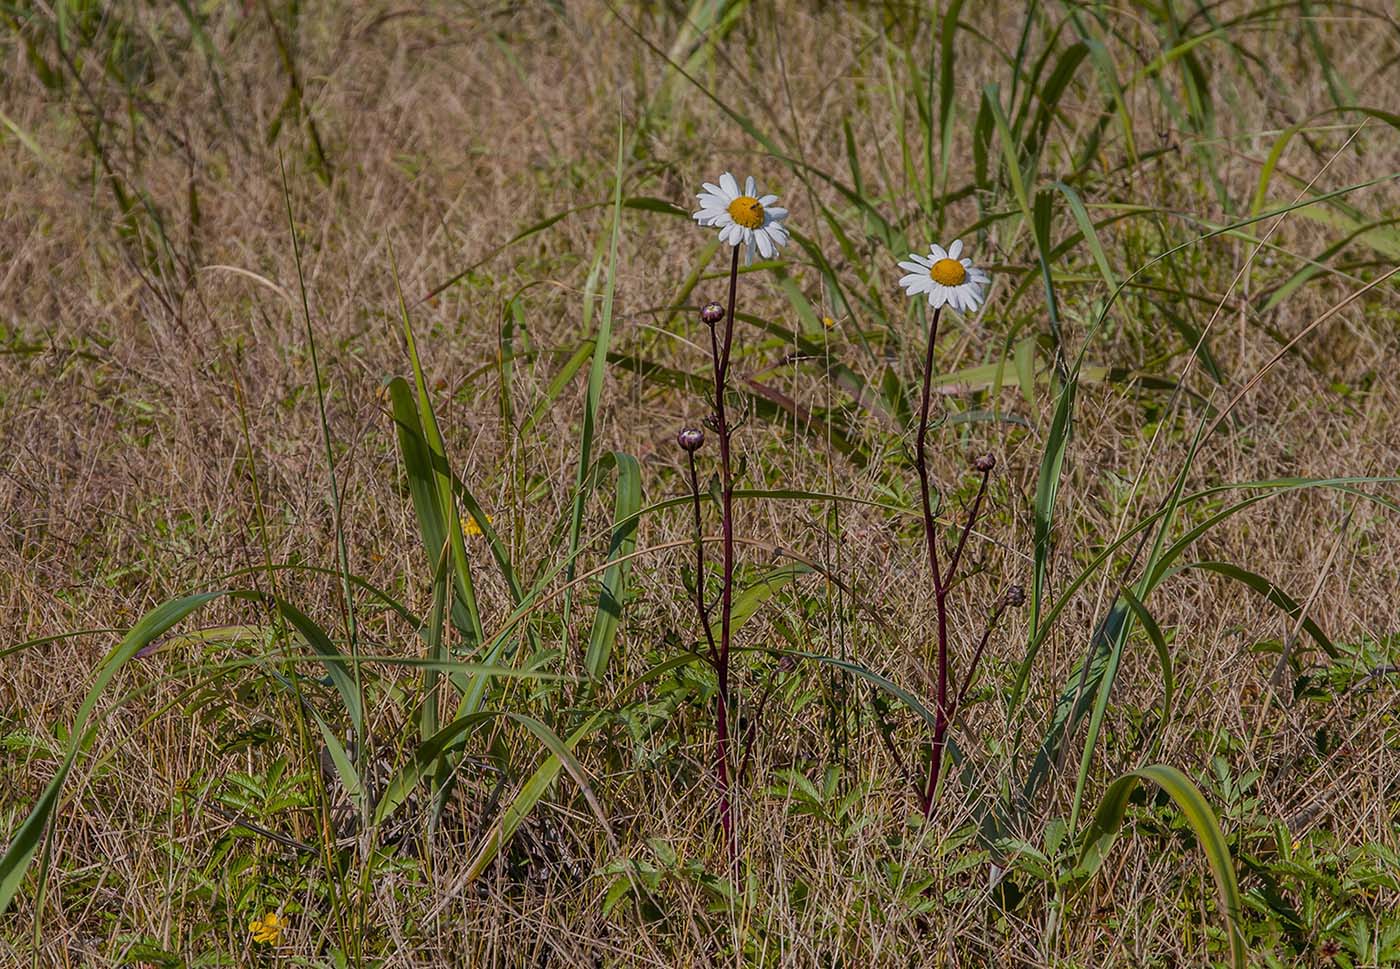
[3,2,1400,965]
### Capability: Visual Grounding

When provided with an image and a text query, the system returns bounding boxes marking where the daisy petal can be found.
[755,229,775,260]
[720,172,740,198]
[949,239,963,259]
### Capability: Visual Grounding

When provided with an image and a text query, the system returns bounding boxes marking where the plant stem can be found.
[944,470,991,588]
[951,600,1008,724]
[914,306,950,818]
[709,245,742,861]
[686,452,718,666]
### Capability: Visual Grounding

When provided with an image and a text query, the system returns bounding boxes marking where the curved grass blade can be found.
[1074,764,1247,969]
[584,452,642,682]
[1163,560,1337,659]
[459,712,612,885]
[390,260,485,657]
[373,711,497,826]
[271,597,364,738]
[730,563,815,633]
[0,592,222,915]
[1119,589,1174,758]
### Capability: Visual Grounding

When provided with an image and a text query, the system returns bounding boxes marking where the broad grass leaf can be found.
[1075,764,1247,969]
[0,592,221,915]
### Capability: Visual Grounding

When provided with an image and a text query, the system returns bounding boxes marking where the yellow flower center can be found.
[930,258,966,286]
[727,195,765,229]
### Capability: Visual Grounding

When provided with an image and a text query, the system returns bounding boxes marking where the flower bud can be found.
[1002,584,1026,608]
[677,426,705,453]
[700,301,725,326]
[972,453,996,473]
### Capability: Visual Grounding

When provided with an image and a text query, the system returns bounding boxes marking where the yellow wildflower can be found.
[249,911,285,945]
[464,513,491,537]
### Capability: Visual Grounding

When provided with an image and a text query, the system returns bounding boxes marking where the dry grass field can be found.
[3,1,1400,966]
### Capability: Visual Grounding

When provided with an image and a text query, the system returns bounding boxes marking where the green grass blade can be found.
[565,122,626,624]
[386,376,475,655]
[519,339,594,438]
[1075,764,1247,969]
[1163,560,1337,659]
[271,598,364,738]
[1119,589,1173,758]
[1052,180,1117,291]
[373,712,497,827]
[730,563,814,633]
[461,713,609,884]
[584,452,642,682]
[0,592,221,915]
[1013,369,1077,708]
[390,255,486,657]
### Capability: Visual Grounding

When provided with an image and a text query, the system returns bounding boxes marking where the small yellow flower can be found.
[464,513,491,537]
[821,315,837,329]
[249,911,285,945]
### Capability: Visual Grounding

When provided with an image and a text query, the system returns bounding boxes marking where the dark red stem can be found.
[951,601,1008,724]
[686,452,718,666]
[913,307,950,817]
[944,471,991,588]
[709,245,742,862]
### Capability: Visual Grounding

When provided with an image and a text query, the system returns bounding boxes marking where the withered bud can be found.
[1002,584,1026,608]
[973,453,997,473]
[700,301,726,326]
[677,426,705,453]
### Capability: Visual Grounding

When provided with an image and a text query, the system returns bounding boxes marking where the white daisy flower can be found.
[692,172,790,264]
[897,239,990,313]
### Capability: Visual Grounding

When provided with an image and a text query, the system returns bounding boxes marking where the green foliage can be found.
[5,1,1400,963]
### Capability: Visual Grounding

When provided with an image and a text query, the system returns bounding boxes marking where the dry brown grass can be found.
[3,1,1400,966]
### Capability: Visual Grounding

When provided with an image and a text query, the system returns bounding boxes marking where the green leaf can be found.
[461,713,610,883]
[272,598,364,740]
[1,592,222,915]
[730,563,814,632]
[1075,764,1247,969]
[390,269,486,660]
[584,452,643,682]
[1014,369,1077,707]
[1163,560,1337,659]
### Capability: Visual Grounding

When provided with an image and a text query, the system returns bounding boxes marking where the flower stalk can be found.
[897,238,999,818]
[682,261,742,863]
[688,170,790,863]
[711,247,741,861]
[912,304,952,816]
